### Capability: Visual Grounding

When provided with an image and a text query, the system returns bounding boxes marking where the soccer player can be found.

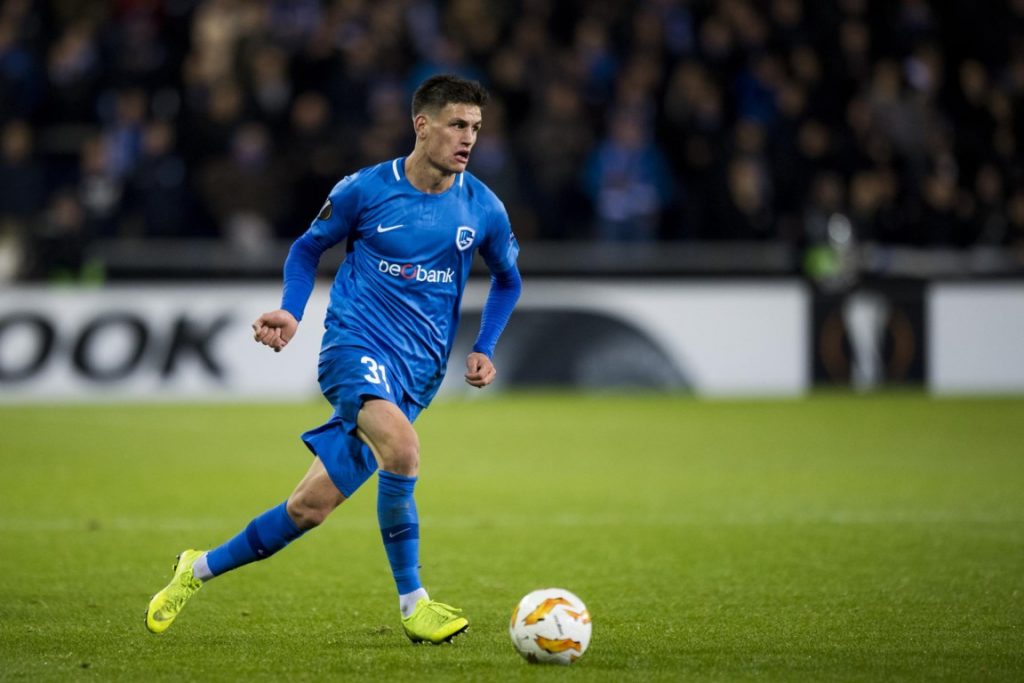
[145,74,521,644]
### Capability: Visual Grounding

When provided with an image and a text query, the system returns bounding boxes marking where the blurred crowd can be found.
[2,0,1024,280]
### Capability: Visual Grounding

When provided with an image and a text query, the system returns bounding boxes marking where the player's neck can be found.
[404,151,455,194]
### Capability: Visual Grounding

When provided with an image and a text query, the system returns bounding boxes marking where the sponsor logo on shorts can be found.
[378,259,454,284]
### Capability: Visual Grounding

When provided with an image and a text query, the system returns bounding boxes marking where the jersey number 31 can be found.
[361,356,391,394]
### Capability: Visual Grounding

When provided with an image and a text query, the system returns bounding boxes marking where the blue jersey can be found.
[284,157,519,406]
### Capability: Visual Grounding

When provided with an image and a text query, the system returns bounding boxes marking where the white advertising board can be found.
[928,283,1024,394]
[0,284,327,402]
[449,279,809,398]
[0,281,810,402]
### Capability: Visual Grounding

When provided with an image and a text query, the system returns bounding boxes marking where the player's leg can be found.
[285,456,349,528]
[357,398,468,643]
[197,456,345,576]
[357,399,423,607]
[145,457,344,634]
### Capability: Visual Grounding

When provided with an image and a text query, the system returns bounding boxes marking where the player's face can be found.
[420,103,482,174]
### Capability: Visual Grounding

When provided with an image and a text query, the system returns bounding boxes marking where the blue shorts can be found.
[300,344,422,498]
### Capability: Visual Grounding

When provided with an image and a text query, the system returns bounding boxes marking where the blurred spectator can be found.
[0,11,44,120]
[0,120,47,224]
[662,60,726,239]
[27,189,88,281]
[409,37,486,96]
[198,122,288,250]
[834,18,872,101]
[915,167,962,246]
[127,121,192,237]
[520,82,593,240]
[78,134,123,237]
[848,168,900,244]
[719,155,774,240]
[183,77,246,161]
[0,119,45,281]
[100,88,147,179]
[572,16,619,108]
[45,20,102,124]
[190,0,260,85]
[735,53,784,126]
[953,62,994,158]
[104,0,171,85]
[284,91,348,224]
[243,44,293,131]
[265,0,322,51]
[584,108,674,242]
[970,164,1009,246]
[803,171,847,247]
[866,59,933,169]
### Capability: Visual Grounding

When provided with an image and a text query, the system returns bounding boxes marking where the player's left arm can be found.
[466,264,521,387]
[466,207,522,388]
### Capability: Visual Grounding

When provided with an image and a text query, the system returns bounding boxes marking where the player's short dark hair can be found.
[411,74,489,116]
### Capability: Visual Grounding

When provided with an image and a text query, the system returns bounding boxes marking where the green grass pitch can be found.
[1,393,1022,681]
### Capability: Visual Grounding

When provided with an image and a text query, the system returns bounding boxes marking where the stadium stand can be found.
[0,0,1022,281]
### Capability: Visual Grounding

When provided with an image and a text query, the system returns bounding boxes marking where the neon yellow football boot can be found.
[145,549,205,634]
[401,599,469,644]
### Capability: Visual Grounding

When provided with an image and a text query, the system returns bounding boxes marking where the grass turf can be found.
[0,393,1021,681]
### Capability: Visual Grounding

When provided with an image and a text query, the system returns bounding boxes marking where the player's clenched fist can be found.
[252,309,298,352]
[465,351,496,388]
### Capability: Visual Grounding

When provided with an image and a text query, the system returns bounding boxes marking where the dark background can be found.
[1,0,1023,283]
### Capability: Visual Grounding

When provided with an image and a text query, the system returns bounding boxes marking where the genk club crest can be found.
[456,226,476,251]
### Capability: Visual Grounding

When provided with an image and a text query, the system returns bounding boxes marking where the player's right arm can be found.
[252,309,299,353]
[253,174,362,352]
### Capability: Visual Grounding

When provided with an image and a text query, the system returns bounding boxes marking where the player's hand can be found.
[465,352,496,388]
[252,309,298,353]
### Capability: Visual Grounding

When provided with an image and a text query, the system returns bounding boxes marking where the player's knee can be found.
[381,436,419,476]
[286,495,332,530]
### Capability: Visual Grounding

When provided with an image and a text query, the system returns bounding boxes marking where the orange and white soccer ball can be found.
[509,588,592,664]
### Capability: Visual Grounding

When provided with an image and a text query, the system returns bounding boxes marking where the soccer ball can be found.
[509,588,592,665]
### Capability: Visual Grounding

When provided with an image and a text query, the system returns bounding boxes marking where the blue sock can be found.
[377,470,421,594]
[205,501,305,577]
